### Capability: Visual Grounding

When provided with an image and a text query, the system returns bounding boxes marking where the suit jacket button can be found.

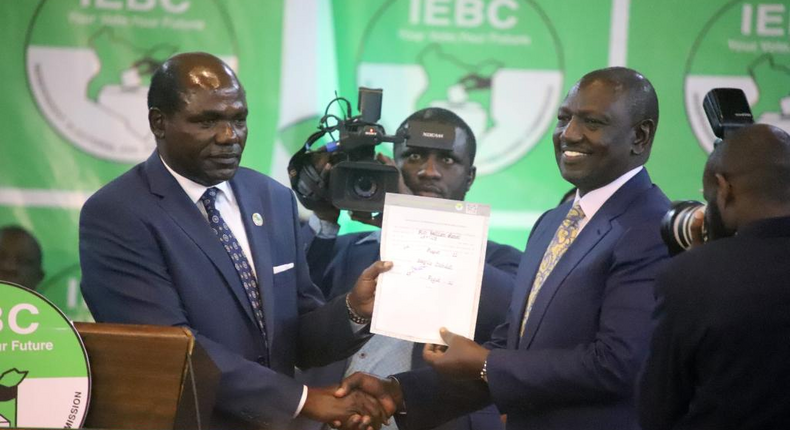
[256,356,267,365]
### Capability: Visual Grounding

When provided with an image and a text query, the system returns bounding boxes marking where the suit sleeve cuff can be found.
[293,385,308,418]
[350,320,369,333]
[487,348,536,413]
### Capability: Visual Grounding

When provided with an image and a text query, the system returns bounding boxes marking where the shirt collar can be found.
[574,166,643,220]
[160,156,235,205]
[354,230,381,245]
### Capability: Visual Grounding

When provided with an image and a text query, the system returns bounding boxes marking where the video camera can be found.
[288,88,456,213]
[660,88,754,254]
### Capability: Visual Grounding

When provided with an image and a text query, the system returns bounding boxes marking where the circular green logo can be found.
[0,282,90,428]
[356,0,564,174]
[685,0,790,153]
[25,0,239,163]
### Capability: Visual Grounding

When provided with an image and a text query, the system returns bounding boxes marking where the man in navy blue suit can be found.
[296,107,521,430]
[337,67,671,430]
[79,52,392,430]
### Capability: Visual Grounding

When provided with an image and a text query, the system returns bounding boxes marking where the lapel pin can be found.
[252,213,264,226]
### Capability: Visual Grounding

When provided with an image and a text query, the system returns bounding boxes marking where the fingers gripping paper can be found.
[371,193,490,345]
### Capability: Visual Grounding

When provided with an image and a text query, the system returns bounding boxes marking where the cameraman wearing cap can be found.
[639,124,790,429]
[297,107,521,430]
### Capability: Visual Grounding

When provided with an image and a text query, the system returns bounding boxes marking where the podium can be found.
[75,322,220,430]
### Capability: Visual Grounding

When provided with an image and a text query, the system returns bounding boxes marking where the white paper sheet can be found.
[371,193,490,345]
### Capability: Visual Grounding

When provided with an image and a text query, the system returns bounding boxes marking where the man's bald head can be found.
[147,52,249,186]
[706,124,790,206]
[578,67,659,129]
[702,124,790,237]
[553,67,659,194]
[147,52,244,115]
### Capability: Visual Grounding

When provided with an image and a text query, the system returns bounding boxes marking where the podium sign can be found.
[0,282,90,428]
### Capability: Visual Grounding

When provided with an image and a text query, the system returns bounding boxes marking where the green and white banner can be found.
[1,0,284,320]
[683,1,790,152]
[26,0,239,163]
[329,0,578,245]
[0,282,90,427]
[1,0,788,320]
[627,0,790,200]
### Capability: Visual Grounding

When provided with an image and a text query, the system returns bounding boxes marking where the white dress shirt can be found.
[161,157,257,278]
[573,166,643,233]
[161,158,308,417]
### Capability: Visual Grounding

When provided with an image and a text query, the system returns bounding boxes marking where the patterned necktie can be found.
[201,187,269,359]
[520,203,585,337]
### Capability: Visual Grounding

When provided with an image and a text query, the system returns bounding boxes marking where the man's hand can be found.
[301,385,389,430]
[346,153,410,228]
[311,161,341,223]
[688,206,706,249]
[376,153,412,196]
[423,327,490,380]
[347,260,393,319]
[332,372,404,428]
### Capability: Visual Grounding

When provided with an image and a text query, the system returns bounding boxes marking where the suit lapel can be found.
[518,170,654,349]
[231,176,276,352]
[519,215,611,349]
[507,206,566,348]
[144,153,258,328]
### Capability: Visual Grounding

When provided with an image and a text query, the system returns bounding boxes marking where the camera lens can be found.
[353,175,378,199]
[660,200,706,255]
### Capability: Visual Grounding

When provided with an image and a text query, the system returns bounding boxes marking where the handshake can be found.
[302,372,403,430]
[301,328,491,430]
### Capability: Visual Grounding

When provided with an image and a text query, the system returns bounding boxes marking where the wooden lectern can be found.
[74,322,220,430]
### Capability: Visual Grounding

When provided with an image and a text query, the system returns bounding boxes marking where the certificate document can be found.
[371,193,490,345]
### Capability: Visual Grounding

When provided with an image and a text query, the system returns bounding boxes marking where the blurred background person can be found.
[0,225,44,291]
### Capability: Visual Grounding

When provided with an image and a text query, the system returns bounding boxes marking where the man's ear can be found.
[631,119,656,156]
[715,173,732,207]
[466,166,477,192]
[149,108,165,139]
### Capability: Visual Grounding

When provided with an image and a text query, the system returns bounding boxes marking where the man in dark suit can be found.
[639,124,790,430]
[337,67,671,430]
[296,108,521,430]
[79,52,392,430]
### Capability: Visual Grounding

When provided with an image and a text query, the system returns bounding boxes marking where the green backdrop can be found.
[1,0,787,320]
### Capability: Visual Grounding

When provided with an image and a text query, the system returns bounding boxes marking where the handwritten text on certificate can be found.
[371,193,490,345]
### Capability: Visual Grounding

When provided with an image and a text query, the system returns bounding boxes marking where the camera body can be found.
[660,88,754,254]
[703,88,754,141]
[288,88,455,213]
[328,158,401,213]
